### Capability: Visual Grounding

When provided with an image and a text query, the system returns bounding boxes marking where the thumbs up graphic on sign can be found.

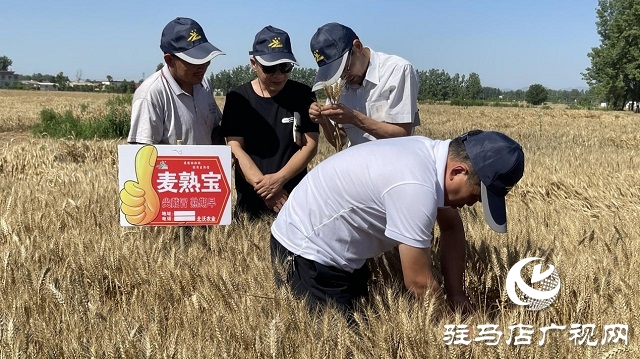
[119,145,160,225]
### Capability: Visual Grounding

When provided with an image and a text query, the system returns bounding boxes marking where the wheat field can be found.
[0,89,638,358]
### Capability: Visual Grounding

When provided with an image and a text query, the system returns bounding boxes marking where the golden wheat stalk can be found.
[334,126,343,152]
[323,79,346,152]
[323,78,345,105]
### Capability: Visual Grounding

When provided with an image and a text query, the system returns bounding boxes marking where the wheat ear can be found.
[323,79,346,152]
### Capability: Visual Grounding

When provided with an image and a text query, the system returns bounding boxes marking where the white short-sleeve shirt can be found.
[271,136,450,272]
[339,48,420,146]
[128,66,222,145]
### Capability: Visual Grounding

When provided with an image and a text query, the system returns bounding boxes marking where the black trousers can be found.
[270,234,371,314]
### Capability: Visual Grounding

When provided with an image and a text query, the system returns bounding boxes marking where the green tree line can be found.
[210,65,592,105]
[584,0,640,109]
[208,65,317,96]
[0,55,598,106]
[12,71,136,93]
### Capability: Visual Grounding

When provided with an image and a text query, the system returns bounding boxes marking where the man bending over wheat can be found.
[270,130,525,316]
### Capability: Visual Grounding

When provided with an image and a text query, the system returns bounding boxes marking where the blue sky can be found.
[1,0,599,90]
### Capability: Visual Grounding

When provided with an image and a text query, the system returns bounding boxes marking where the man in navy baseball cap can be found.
[309,22,358,91]
[461,130,525,233]
[160,17,224,65]
[128,17,225,146]
[307,22,420,150]
[270,129,525,315]
[250,25,298,66]
[219,25,319,218]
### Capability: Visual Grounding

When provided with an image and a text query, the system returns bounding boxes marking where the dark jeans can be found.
[270,234,371,314]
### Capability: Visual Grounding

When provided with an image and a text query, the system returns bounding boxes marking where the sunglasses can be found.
[258,62,295,74]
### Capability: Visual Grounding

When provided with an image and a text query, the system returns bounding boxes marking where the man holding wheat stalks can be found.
[308,22,420,150]
[307,22,429,292]
[270,130,525,315]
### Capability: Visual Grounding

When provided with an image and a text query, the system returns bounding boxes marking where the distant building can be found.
[20,80,39,88]
[0,70,19,88]
[625,101,639,113]
[38,82,57,91]
[101,80,122,86]
[68,81,98,91]
[68,81,96,88]
[20,80,58,91]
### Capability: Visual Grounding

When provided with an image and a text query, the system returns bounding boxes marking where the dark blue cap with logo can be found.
[461,130,525,233]
[310,22,358,91]
[160,17,224,65]
[249,25,298,66]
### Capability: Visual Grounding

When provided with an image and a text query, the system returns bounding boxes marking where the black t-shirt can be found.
[220,80,319,215]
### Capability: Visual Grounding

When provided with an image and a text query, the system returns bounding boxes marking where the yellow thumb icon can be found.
[119,145,161,225]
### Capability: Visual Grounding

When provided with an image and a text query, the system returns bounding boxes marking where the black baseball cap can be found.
[249,26,298,66]
[461,130,525,233]
[160,17,224,65]
[309,22,358,91]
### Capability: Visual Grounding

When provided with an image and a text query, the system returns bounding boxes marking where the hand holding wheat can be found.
[323,78,345,105]
[322,79,346,152]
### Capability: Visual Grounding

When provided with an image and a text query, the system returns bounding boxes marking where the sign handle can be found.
[179,226,186,250]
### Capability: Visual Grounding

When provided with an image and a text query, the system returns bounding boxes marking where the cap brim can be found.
[311,51,349,92]
[175,42,225,65]
[481,182,507,233]
[254,53,298,66]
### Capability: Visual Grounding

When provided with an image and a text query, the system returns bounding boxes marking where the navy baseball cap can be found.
[310,23,358,91]
[249,26,298,66]
[160,17,224,65]
[461,130,525,233]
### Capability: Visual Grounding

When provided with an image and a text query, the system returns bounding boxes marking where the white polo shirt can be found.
[339,48,420,146]
[128,66,222,145]
[271,136,450,272]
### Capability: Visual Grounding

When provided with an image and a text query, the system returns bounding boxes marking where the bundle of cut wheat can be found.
[323,79,346,152]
